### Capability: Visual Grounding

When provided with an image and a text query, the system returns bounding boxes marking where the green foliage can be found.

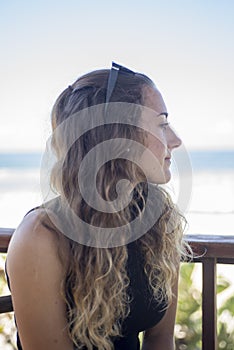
[175,263,234,350]
[218,294,234,349]
[0,254,16,350]
[175,263,202,349]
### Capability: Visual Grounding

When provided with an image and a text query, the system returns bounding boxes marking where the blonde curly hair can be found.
[41,68,189,350]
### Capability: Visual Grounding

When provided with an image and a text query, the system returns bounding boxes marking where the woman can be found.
[6,62,188,349]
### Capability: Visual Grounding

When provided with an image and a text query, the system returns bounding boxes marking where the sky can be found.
[1,0,234,152]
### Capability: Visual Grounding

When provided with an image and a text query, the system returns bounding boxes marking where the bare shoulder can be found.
[8,207,62,260]
[8,208,57,250]
[6,209,74,350]
[6,207,66,286]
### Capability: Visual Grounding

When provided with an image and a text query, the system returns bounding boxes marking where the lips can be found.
[164,157,171,164]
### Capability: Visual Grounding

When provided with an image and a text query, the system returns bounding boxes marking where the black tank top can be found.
[5,198,167,349]
[5,238,166,350]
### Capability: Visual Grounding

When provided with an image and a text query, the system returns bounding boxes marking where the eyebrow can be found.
[158,112,168,118]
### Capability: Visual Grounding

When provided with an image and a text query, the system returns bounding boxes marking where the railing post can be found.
[202,258,217,350]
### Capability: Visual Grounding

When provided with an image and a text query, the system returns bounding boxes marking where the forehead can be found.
[142,85,168,115]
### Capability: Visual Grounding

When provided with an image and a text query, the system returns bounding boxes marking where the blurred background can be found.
[0,0,233,230]
[0,0,234,349]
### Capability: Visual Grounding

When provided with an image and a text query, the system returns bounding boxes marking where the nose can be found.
[167,127,182,150]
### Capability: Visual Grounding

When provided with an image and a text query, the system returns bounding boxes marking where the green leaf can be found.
[219,296,234,315]
[217,275,230,294]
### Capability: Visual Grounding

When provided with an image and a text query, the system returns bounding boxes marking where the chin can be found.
[148,173,171,185]
[146,167,171,185]
[157,171,171,185]
[165,171,172,182]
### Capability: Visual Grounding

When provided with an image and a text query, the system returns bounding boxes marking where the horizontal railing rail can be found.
[0,228,234,350]
[0,227,14,253]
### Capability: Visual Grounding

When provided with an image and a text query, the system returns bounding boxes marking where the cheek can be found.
[147,133,167,160]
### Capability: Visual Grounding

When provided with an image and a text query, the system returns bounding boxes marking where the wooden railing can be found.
[0,228,234,350]
[187,234,234,350]
[0,228,14,313]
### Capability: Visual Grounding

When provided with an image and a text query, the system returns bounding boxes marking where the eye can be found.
[160,122,170,130]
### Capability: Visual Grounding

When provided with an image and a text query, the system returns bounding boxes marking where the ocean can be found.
[0,150,234,235]
[0,150,234,335]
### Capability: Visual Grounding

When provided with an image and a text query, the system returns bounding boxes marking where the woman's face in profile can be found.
[138,86,182,184]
